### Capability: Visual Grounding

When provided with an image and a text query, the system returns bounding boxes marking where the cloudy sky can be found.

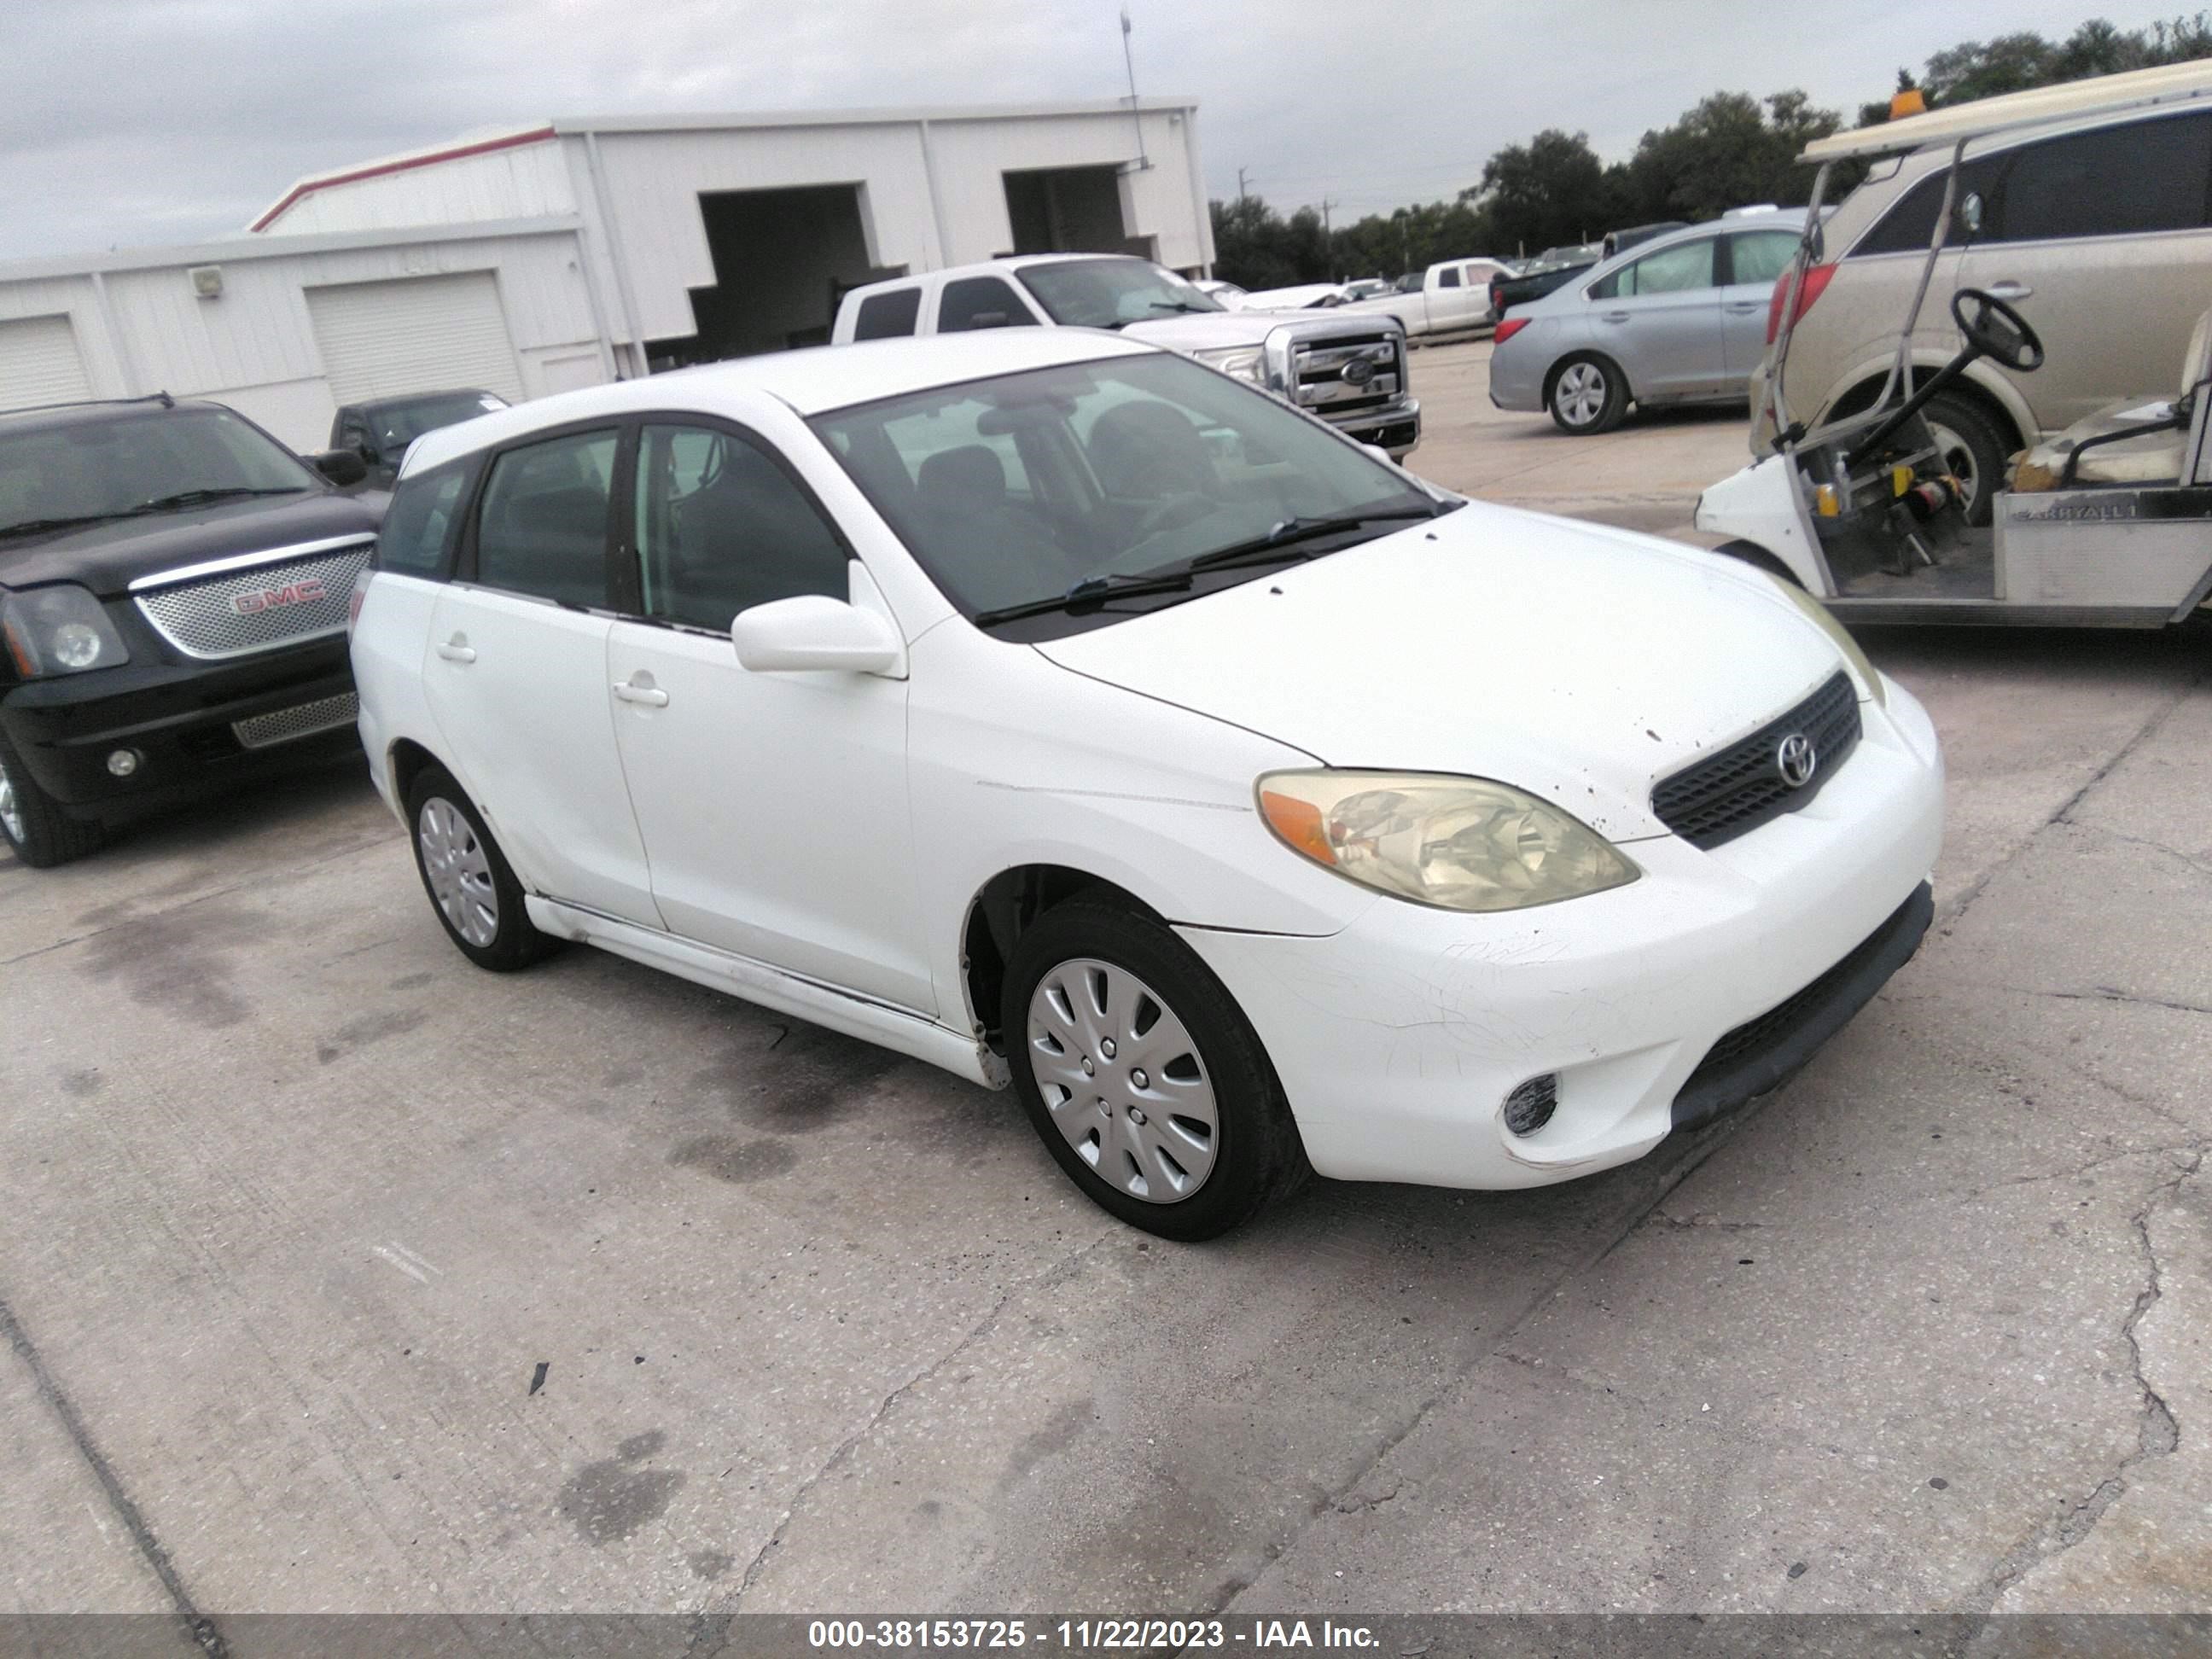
[0,0,2154,262]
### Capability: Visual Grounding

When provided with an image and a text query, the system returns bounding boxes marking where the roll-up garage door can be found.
[306,272,525,405]
[0,314,95,410]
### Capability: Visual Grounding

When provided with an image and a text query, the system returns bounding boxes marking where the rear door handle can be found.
[435,637,475,663]
[1986,282,2034,301]
[1724,302,1763,314]
[613,678,669,708]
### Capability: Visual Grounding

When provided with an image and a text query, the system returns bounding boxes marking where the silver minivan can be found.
[1751,96,2212,521]
[1488,212,1807,434]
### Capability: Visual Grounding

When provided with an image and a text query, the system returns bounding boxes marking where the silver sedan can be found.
[1487,211,1807,434]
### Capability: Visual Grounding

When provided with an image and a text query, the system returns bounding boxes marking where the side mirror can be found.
[1960,193,1985,237]
[309,449,368,487]
[731,595,905,676]
[356,442,380,464]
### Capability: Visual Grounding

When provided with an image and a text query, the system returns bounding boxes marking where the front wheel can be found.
[1922,392,2008,528]
[1003,899,1307,1241]
[405,764,558,972]
[1547,353,1629,434]
[0,731,103,868]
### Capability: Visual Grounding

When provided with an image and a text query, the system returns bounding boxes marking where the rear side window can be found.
[1992,112,2212,242]
[853,288,922,341]
[1726,230,1802,287]
[1590,238,1715,299]
[939,276,1027,332]
[472,428,618,608]
[376,457,475,577]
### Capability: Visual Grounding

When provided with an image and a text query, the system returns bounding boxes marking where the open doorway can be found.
[650,184,903,369]
[1003,166,1148,256]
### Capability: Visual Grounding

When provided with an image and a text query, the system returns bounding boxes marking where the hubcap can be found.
[1026,958,1220,1205]
[417,795,499,948]
[1927,419,1981,512]
[0,756,22,845]
[1554,362,1608,428]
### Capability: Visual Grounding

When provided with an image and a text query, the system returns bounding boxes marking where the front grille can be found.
[1293,332,1403,416]
[232,691,359,751]
[134,540,372,661]
[1651,672,1860,849]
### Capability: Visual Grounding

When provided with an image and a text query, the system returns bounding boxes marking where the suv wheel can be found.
[1923,392,2007,528]
[1002,899,1308,1241]
[405,764,558,971]
[0,731,104,868]
[1548,353,1628,434]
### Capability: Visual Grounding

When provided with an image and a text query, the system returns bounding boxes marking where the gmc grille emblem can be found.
[232,578,327,616]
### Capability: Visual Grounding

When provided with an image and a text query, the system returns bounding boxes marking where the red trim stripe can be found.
[249,125,559,232]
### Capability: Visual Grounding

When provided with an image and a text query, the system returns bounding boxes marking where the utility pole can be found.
[1320,198,1336,279]
[1119,6,1150,170]
[1237,166,1253,205]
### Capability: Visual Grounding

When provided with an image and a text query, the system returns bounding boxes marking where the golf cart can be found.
[1697,61,2212,626]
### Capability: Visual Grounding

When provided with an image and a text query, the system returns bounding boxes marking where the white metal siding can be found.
[306,272,525,404]
[0,314,95,410]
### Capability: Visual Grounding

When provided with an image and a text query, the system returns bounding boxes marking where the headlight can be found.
[1257,771,1639,913]
[1772,577,1885,706]
[1194,346,1266,387]
[1,585,131,679]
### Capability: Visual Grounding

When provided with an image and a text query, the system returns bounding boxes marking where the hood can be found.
[0,490,386,597]
[1121,309,1401,352]
[1033,504,1844,842]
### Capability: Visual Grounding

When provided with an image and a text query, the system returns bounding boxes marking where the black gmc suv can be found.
[0,396,384,867]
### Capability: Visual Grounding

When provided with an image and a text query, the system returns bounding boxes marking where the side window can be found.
[853,288,922,341]
[1993,113,2212,242]
[1438,267,1462,288]
[1627,238,1716,295]
[472,428,617,608]
[1726,231,1802,287]
[632,424,849,632]
[939,276,1027,333]
[1851,157,2005,256]
[376,457,475,577]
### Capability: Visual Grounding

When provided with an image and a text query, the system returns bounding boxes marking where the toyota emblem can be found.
[1776,732,1818,789]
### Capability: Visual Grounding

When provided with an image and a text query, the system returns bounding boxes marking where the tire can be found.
[404,763,557,972]
[1547,352,1629,434]
[1002,899,1308,1242]
[0,730,103,869]
[1922,391,2008,528]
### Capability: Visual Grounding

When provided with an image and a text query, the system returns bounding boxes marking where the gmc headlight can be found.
[1194,346,1267,387]
[1,585,130,679]
[1258,771,1639,912]
[1773,577,1885,706]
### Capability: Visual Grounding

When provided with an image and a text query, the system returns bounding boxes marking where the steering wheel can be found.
[1130,491,1214,542]
[1951,288,2044,373]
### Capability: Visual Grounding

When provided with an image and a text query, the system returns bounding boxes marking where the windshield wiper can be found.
[971,570,1195,626]
[1147,300,1211,315]
[1180,505,1447,574]
[0,512,131,542]
[128,486,303,514]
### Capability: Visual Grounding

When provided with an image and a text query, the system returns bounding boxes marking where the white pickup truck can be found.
[1332,257,1509,340]
[832,254,1420,458]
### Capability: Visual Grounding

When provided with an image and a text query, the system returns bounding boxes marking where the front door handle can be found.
[613,677,669,708]
[1601,311,1630,323]
[1985,282,2034,301]
[435,637,475,663]
[1724,302,1764,314]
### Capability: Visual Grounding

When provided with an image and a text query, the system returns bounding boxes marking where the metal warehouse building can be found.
[0,100,1212,451]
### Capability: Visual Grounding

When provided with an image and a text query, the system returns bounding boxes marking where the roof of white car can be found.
[1802,56,2212,162]
[403,329,1155,473]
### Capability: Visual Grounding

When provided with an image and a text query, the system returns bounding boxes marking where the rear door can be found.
[1586,236,1727,399]
[1964,107,2212,430]
[1720,229,1804,385]
[423,422,661,924]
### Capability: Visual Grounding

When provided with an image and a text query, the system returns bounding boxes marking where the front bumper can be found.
[0,635,359,824]
[1323,397,1422,458]
[1180,679,1944,1190]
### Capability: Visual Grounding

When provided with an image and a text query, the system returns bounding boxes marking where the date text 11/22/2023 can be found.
[806,1620,1380,1650]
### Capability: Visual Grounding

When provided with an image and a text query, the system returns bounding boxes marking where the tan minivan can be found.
[1752,96,2212,521]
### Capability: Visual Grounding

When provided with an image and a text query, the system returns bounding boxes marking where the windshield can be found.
[0,407,317,538]
[1015,259,1225,329]
[369,392,505,449]
[811,352,1443,638]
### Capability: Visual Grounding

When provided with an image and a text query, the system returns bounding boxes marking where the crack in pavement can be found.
[2043,987,2212,1018]
[1973,1148,2204,1612]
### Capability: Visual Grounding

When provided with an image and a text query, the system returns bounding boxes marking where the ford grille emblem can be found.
[1776,732,1818,789]
[1340,356,1376,387]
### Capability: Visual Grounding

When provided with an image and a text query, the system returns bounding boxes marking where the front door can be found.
[423,424,661,925]
[1588,235,1727,399]
[604,419,935,1013]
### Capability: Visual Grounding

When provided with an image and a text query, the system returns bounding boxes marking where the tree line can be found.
[1210,13,2212,288]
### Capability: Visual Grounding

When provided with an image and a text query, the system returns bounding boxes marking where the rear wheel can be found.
[1547,353,1628,434]
[1921,391,2008,528]
[405,764,557,972]
[1003,899,1307,1241]
[0,731,103,869]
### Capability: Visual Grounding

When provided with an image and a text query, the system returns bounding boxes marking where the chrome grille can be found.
[232,691,359,751]
[1292,332,1403,416]
[1651,672,1861,850]
[134,539,372,661]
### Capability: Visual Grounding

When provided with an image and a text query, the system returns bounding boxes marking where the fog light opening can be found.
[1503,1073,1558,1137]
[106,748,142,778]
